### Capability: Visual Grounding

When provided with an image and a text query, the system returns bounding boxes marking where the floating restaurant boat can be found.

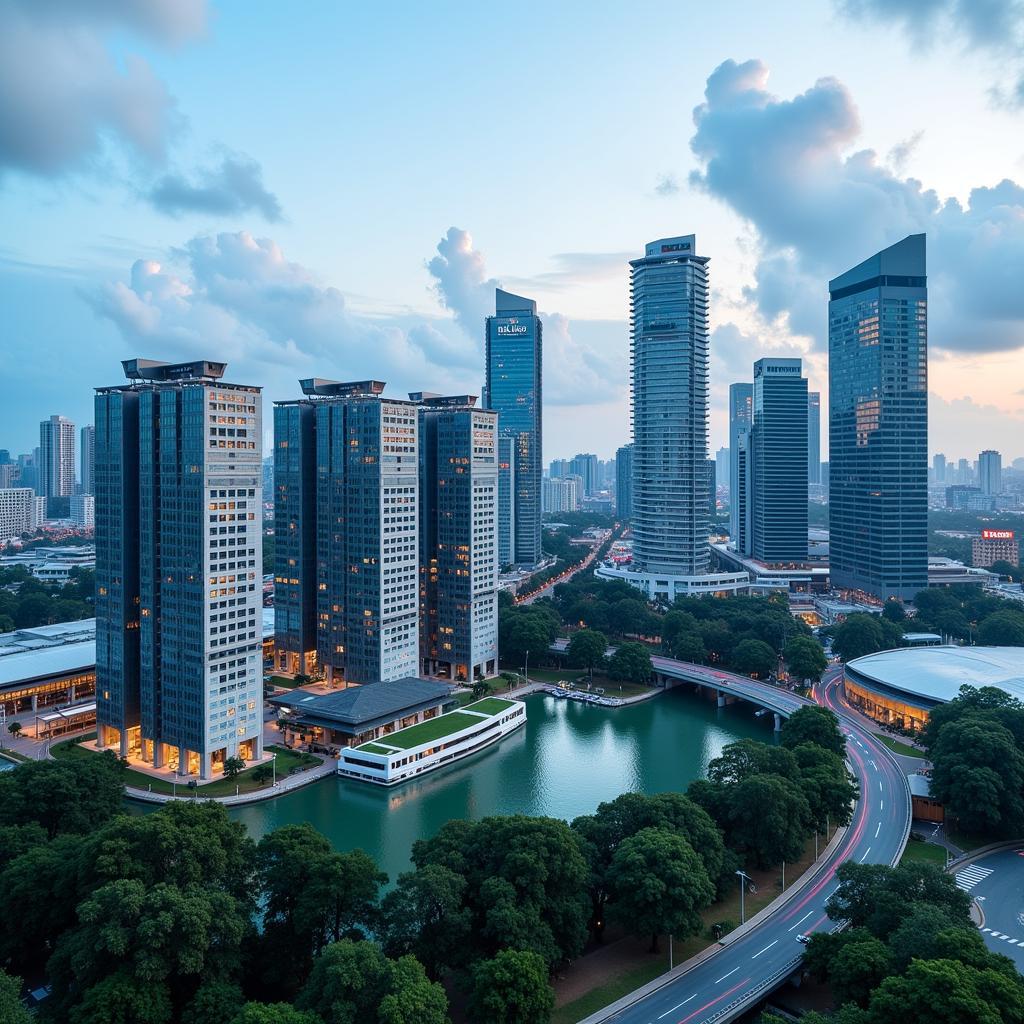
[337,697,526,786]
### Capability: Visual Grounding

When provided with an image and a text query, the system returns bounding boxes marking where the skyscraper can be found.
[485,288,542,566]
[569,453,599,496]
[95,359,264,778]
[497,436,516,567]
[729,383,753,544]
[39,414,76,500]
[273,380,420,684]
[932,453,946,486]
[828,234,928,602]
[543,475,581,513]
[751,358,808,563]
[80,424,95,495]
[414,393,499,682]
[616,443,633,519]
[549,459,569,479]
[630,235,710,576]
[807,392,821,485]
[979,450,1002,496]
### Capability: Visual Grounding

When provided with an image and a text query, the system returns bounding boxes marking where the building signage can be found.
[496,317,528,335]
[981,529,1015,540]
[661,242,691,253]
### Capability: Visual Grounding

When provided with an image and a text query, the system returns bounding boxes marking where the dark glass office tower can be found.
[751,358,808,564]
[616,443,633,519]
[414,394,499,682]
[485,289,542,567]
[630,235,710,576]
[828,234,928,602]
[96,359,264,779]
[808,392,821,485]
[273,380,420,685]
[729,383,753,547]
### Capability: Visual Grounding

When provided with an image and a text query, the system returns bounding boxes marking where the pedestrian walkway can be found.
[956,863,994,891]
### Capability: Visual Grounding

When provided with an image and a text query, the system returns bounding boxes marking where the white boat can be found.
[337,697,526,786]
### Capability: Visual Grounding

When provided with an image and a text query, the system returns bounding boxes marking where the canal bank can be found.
[230,686,773,885]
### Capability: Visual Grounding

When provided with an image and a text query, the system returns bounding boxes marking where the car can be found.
[796,934,811,944]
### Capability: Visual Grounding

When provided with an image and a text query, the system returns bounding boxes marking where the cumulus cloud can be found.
[148,154,282,220]
[0,0,208,176]
[838,0,1024,106]
[503,250,632,294]
[654,174,680,196]
[426,226,622,404]
[689,58,1024,354]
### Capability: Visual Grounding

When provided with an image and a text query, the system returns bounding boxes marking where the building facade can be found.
[485,289,542,566]
[569,453,598,496]
[751,358,808,564]
[496,435,516,566]
[807,392,821,485]
[95,359,264,779]
[543,475,580,513]
[69,494,94,529]
[828,234,928,602]
[979,450,1002,496]
[415,394,499,681]
[0,488,44,541]
[616,443,633,519]
[729,382,753,544]
[972,529,1019,568]
[80,425,95,495]
[273,380,419,685]
[39,414,76,500]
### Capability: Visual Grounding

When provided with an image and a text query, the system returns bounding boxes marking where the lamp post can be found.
[736,869,753,925]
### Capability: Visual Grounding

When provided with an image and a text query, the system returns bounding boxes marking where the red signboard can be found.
[981,529,1015,540]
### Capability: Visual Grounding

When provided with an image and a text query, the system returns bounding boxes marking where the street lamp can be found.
[736,869,753,925]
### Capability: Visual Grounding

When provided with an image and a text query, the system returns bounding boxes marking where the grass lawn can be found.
[900,839,948,866]
[464,697,515,716]
[358,743,397,755]
[947,826,992,853]
[267,674,305,690]
[876,734,926,758]
[519,667,658,700]
[51,736,323,796]
[0,749,32,764]
[362,711,483,751]
[451,679,515,707]
[552,960,666,1024]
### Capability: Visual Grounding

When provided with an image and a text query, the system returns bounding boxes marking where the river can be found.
[230,687,771,884]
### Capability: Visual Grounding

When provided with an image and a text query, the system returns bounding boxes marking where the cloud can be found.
[654,174,680,196]
[147,153,282,220]
[503,250,633,294]
[426,226,622,404]
[0,0,207,176]
[689,58,1024,354]
[838,0,1024,106]
[929,391,1024,457]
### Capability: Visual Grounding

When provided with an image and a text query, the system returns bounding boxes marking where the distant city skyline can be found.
[2,3,1024,461]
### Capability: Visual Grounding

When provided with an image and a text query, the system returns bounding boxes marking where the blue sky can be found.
[2,0,1024,463]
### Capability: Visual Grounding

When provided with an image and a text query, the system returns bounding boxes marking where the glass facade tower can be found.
[808,392,821,485]
[629,235,710,575]
[616,443,633,519]
[728,383,753,547]
[751,358,808,564]
[828,234,928,602]
[485,289,542,567]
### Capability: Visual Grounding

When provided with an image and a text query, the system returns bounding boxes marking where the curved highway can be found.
[585,659,912,1024]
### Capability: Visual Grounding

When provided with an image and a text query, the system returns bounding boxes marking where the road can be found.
[953,847,1024,970]
[518,531,611,605]
[586,661,912,1024]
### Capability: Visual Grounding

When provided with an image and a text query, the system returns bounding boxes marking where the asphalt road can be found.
[955,847,1024,971]
[592,662,911,1024]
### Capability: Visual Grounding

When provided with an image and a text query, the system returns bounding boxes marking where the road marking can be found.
[714,968,739,984]
[956,864,994,891]
[878,781,882,791]
[880,800,884,811]
[789,912,813,932]
[874,823,881,838]
[751,940,778,959]
[656,994,695,1018]
[859,846,872,863]
[983,927,992,933]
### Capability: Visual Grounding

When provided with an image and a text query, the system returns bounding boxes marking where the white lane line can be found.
[880,800,884,811]
[789,911,813,932]
[752,940,778,959]
[878,781,883,791]
[859,846,872,863]
[714,967,739,984]
[983,928,992,933]
[656,995,695,1018]
[875,823,881,838]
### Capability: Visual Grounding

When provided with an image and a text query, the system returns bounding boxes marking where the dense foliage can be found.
[0,565,94,632]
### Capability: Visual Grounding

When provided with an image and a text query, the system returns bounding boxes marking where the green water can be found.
[230,689,771,884]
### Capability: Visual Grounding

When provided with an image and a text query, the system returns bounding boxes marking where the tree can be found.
[881,600,906,623]
[471,680,490,699]
[224,756,246,780]
[829,933,892,1007]
[7,720,22,739]
[252,764,274,787]
[501,609,559,670]
[296,941,447,1024]
[469,949,554,1024]
[606,827,715,951]
[779,705,845,755]
[990,560,1023,582]
[229,1005,323,1024]
[671,632,707,664]
[731,638,776,678]
[783,636,828,683]
[832,614,888,662]
[567,629,608,683]
[181,982,245,1024]
[608,598,652,638]
[0,969,32,1024]
[792,742,859,830]
[977,611,1024,647]
[606,642,653,685]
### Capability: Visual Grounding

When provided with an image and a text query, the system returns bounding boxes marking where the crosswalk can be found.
[956,864,994,891]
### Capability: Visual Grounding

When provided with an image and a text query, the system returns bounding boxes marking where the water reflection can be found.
[231,688,770,884]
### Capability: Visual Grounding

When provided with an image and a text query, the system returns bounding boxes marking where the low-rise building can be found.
[972,529,1019,569]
